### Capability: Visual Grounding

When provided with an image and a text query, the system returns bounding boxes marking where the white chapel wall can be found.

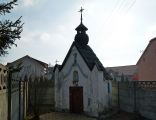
[55,45,112,117]
[59,46,91,111]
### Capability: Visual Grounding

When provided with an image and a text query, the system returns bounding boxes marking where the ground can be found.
[101,110,149,120]
[39,112,96,120]
[39,111,149,120]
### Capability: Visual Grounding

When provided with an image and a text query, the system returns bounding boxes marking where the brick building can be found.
[137,37,156,80]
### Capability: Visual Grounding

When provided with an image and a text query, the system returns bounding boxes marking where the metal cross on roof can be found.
[79,7,84,23]
[55,59,59,64]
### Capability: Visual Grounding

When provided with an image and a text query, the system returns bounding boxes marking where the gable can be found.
[7,55,48,80]
[137,38,156,65]
[60,41,111,80]
[7,55,48,68]
[61,41,104,71]
[61,45,90,73]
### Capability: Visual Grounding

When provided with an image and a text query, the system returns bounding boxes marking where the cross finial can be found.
[55,59,59,64]
[79,7,84,24]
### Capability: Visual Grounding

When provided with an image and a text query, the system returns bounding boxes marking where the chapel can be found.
[54,8,112,117]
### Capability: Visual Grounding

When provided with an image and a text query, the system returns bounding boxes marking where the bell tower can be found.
[74,7,89,46]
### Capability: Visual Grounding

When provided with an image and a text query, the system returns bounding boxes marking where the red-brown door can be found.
[69,87,83,113]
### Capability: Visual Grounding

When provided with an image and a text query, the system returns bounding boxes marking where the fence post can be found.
[26,80,28,114]
[117,81,120,110]
[23,80,25,120]
[34,77,39,119]
[7,71,12,120]
[134,81,137,112]
[19,80,21,120]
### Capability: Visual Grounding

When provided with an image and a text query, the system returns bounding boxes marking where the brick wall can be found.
[137,40,156,80]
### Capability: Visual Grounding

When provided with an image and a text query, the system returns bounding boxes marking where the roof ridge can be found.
[7,55,48,68]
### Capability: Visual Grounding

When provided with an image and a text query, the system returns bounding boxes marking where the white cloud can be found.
[40,32,51,43]
[23,0,38,6]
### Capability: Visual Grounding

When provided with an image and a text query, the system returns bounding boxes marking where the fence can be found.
[10,79,24,120]
[0,64,8,120]
[0,63,55,120]
[112,81,156,120]
[28,77,54,115]
[0,64,25,120]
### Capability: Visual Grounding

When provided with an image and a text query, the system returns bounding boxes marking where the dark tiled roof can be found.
[106,65,137,76]
[75,42,103,70]
[60,41,112,80]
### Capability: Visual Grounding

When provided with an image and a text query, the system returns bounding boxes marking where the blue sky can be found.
[1,0,156,67]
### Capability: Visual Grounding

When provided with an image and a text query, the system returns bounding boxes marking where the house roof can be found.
[137,37,156,65]
[7,55,48,68]
[60,41,111,80]
[106,65,137,76]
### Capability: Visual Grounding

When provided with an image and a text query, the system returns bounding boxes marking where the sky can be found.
[1,0,156,67]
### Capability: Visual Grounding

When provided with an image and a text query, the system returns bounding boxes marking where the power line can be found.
[124,0,136,15]
[102,0,126,27]
[101,0,136,39]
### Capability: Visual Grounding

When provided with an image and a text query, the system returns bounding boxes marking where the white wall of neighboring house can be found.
[8,56,47,80]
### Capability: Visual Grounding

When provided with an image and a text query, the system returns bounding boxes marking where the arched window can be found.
[73,71,79,86]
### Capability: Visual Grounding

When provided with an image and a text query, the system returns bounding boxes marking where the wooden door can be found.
[69,87,83,113]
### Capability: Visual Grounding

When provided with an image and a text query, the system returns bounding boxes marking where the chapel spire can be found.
[74,7,89,45]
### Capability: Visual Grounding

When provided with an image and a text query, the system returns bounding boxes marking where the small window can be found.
[88,98,91,106]
[73,71,79,86]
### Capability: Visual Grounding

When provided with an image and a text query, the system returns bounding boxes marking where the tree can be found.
[0,0,23,56]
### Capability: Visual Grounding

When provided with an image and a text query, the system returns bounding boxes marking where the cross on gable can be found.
[55,60,59,64]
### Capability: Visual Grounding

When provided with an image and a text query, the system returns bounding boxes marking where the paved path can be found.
[40,112,96,120]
